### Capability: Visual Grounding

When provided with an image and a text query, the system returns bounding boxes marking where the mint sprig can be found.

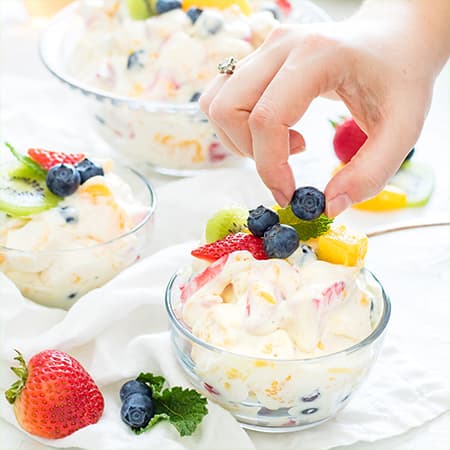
[5,142,47,179]
[134,372,208,437]
[277,206,333,241]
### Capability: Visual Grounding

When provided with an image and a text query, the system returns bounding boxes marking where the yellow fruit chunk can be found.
[182,0,251,15]
[353,185,407,211]
[316,224,368,267]
[79,179,113,198]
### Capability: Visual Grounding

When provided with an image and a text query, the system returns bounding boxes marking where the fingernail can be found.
[326,193,352,217]
[272,189,290,207]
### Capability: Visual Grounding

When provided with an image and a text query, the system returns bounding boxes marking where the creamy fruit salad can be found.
[169,187,388,429]
[65,0,298,172]
[0,144,153,309]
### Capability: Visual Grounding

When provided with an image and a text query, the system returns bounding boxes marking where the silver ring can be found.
[218,56,237,75]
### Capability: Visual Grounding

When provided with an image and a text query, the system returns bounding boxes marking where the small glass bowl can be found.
[0,165,156,310]
[165,269,391,432]
[39,1,330,177]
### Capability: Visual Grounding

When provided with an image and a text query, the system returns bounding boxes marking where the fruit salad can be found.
[0,145,154,309]
[64,0,302,173]
[167,188,389,429]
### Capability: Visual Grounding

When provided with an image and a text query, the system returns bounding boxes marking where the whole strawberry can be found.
[331,118,367,163]
[5,350,104,439]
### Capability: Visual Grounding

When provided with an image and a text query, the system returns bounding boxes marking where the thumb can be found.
[324,130,408,217]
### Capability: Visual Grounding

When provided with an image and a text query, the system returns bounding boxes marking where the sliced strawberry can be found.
[191,232,268,262]
[181,255,228,302]
[28,148,85,170]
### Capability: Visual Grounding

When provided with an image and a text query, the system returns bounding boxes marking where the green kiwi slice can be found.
[0,164,60,217]
[205,207,249,243]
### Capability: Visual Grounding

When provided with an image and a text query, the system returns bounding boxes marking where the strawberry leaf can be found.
[5,142,47,178]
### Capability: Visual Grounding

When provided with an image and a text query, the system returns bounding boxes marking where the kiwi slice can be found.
[125,0,153,19]
[390,161,434,207]
[0,165,60,217]
[205,207,249,243]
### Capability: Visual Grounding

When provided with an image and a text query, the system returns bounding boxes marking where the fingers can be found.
[200,42,289,157]
[250,52,341,204]
[324,127,409,217]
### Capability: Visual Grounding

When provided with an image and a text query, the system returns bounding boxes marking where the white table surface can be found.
[0,1,448,449]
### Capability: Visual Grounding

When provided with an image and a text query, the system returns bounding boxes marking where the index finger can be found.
[249,53,340,205]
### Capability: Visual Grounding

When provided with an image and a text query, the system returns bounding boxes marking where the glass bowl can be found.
[39,1,330,177]
[165,268,391,432]
[0,165,156,309]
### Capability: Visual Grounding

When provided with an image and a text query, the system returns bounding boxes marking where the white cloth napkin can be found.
[1,171,449,450]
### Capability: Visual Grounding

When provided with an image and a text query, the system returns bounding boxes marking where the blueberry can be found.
[291,187,325,221]
[301,389,321,402]
[190,91,202,102]
[186,7,203,24]
[262,1,281,19]
[75,158,104,184]
[46,164,81,197]
[120,380,152,402]
[402,147,415,164]
[263,224,299,258]
[59,206,78,224]
[127,49,145,70]
[248,205,279,237]
[120,393,154,428]
[197,10,224,35]
[156,0,182,14]
[301,407,318,415]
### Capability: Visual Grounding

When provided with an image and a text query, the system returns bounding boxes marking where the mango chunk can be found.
[316,224,368,267]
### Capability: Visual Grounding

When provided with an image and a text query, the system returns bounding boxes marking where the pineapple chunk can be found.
[316,224,368,267]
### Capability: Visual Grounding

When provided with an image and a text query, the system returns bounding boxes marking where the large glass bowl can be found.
[0,165,156,309]
[165,268,391,432]
[39,1,330,177]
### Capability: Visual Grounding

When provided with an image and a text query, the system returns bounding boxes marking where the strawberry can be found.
[331,118,367,163]
[276,0,292,14]
[181,254,228,302]
[5,350,104,439]
[191,232,268,262]
[28,148,85,170]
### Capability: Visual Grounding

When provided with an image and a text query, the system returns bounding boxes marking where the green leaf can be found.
[133,413,170,435]
[136,372,166,396]
[277,206,333,241]
[5,142,47,179]
[154,387,208,437]
[132,373,208,437]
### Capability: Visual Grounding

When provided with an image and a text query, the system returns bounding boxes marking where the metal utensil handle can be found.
[367,218,450,238]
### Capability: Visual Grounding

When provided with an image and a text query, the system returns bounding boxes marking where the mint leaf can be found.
[278,206,333,241]
[136,372,165,396]
[5,142,47,179]
[133,373,208,437]
[133,413,169,435]
[154,386,208,437]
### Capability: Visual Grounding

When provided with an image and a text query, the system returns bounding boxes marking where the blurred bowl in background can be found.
[40,1,329,176]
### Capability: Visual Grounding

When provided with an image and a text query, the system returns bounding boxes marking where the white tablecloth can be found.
[0,1,449,449]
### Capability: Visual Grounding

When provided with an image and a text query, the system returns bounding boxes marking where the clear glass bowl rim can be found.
[39,0,330,114]
[165,268,391,363]
[0,165,156,254]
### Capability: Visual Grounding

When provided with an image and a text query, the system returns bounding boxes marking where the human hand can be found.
[199,2,449,216]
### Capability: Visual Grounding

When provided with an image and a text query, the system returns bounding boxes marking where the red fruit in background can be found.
[332,118,367,163]
[28,148,85,170]
[5,350,104,439]
[191,232,268,262]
